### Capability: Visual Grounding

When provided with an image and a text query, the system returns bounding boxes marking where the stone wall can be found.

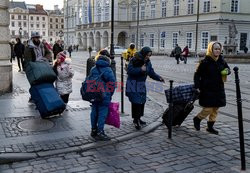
[0,0,12,94]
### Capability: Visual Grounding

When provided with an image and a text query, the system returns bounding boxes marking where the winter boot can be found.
[95,131,111,141]
[133,119,141,130]
[90,128,98,138]
[206,121,219,135]
[139,119,146,125]
[193,116,201,131]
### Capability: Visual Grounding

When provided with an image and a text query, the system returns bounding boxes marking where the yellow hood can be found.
[206,42,222,61]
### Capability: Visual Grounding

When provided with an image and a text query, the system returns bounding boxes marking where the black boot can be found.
[193,116,201,131]
[139,119,146,125]
[133,119,141,130]
[90,128,97,138]
[206,121,219,135]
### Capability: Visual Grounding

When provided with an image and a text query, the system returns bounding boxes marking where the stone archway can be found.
[117,31,127,47]
[83,32,87,50]
[77,32,83,48]
[89,32,94,49]
[95,31,101,51]
[102,31,109,48]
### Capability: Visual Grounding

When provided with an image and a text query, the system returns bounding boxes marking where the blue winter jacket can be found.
[126,50,162,104]
[90,56,116,106]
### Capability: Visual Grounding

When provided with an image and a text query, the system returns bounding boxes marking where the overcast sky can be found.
[13,0,64,10]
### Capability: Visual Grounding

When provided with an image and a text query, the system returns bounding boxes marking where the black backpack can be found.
[80,67,104,103]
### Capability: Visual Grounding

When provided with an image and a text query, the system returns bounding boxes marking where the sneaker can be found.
[95,131,111,141]
[133,119,141,130]
[90,128,97,138]
[139,119,146,125]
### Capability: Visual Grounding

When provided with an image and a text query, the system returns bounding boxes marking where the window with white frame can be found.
[231,0,239,12]
[84,7,88,24]
[174,0,179,16]
[162,1,167,17]
[141,5,145,20]
[160,31,166,48]
[104,0,110,21]
[97,1,102,22]
[187,0,194,14]
[186,32,193,49]
[203,0,210,13]
[132,6,136,21]
[172,32,178,48]
[149,34,155,47]
[131,34,136,43]
[11,21,15,27]
[140,34,145,48]
[201,32,209,49]
[151,3,156,19]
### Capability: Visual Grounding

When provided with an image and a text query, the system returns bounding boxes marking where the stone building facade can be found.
[64,0,250,54]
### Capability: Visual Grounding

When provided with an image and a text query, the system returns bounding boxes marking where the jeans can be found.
[90,104,109,132]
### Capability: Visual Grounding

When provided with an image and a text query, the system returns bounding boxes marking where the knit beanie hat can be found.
[57,51,66,63]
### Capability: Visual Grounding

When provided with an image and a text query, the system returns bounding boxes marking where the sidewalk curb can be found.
[0,95,165,164]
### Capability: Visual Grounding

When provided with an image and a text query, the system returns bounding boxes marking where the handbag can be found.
[106,102,120,128]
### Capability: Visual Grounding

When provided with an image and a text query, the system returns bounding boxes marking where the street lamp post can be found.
[110,0,116,78]
[195,0,200,57]
[136,0,140,49]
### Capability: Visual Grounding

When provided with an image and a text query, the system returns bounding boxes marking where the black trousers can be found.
[17,56,24,70]
[131,103,145,120]
[60,94,70,104]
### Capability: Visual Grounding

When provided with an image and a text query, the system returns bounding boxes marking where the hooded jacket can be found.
[126,47,162,104]
[194,42,230,107]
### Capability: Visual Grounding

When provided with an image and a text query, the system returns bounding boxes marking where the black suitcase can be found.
[162,101,194,128]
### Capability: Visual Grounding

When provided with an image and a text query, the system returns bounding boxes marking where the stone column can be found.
[0,0,12,94]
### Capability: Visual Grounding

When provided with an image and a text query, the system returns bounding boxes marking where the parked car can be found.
[105,46,126,55]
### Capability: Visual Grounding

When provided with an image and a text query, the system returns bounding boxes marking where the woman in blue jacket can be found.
[90,51,116,141]
[126,47,164,130]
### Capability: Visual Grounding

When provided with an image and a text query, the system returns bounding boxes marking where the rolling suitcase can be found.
[162,101,194,128]
[29,83,66,118]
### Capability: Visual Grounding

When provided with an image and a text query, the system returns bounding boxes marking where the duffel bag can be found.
[25,61,57,85]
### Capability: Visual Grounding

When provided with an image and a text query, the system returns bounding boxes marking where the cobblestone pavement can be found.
[0,51,249,172]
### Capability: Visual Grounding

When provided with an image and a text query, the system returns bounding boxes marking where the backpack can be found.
[80,67,105,103]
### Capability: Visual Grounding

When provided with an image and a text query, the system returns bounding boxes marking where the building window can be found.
[151,3,156,19]
[23,15,27,20]
[43,24,45,28]
[231,0,239,12]
[131,34,136,43]
[187,0,194,14]
[97,1,102,22]
[61,25,64,29]
[18,22,22,27]
[56,18,58,22]
[50,32,53,36]
[149,34,154,47]
[42,17,45,21]
[141,5,145,20]
[43,32,45,36]
[56,24,58,29]
[201,31,209,49]
[11,15,14,19]
[18,15,21,20]
[31,16,33,20]
[104,1,110,21]
[36,24,39,28]
[172,32,178,48]
[240,33,247,50]
[31,24,34,28]
[162,1,167,17]
[56,32,58,36]
[61,18,64,23]
[12,31,15,36]
[50,24,53,28]
[140,34,144,48]
[11,22,15,27]
[23,22,27,27]
[186,32,193,49]
[132,6,136,21]
[210,35,217,41]
[24,30,27,37]
[174,0,179,16]
[160,32,166,48]
[203,0,210,13]
[37,16,39,20]
[50,18,53,22]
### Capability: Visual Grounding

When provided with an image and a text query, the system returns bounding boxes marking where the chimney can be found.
[35,4,43,10]
[54,5,59,10]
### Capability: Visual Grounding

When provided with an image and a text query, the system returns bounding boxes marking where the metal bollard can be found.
[120,56,124,113]
[233,66,246,170]
[168,80,174,139]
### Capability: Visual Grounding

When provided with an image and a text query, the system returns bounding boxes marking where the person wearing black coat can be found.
[193,42,231,135]
[53,40,63,60]
[14,38,25,71]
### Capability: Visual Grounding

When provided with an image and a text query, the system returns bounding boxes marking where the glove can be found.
[221,68,229,75]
